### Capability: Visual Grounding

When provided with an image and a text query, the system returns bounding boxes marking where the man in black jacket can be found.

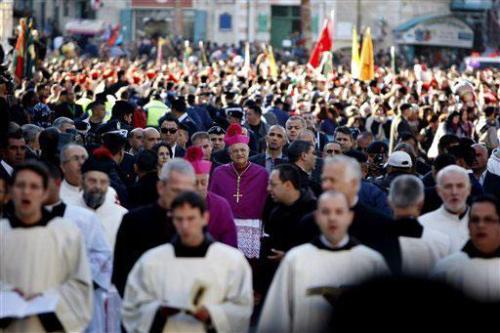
[127,150,158,208]
[250,125,288,173]
[287,140,321,197]
[112,159,196,296]
[259,164,317,293]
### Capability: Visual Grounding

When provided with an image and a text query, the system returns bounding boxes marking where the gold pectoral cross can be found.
[233,176,243,203]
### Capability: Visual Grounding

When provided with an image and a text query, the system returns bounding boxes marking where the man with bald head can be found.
[297,155,401,273]
[420,165,471,252]
[258,190,388,333]
[323,142,342,159]
[143,127,161,151]
[250,125,288,173]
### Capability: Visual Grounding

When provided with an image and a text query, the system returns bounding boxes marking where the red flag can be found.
[12,19,27,81]
[107,25,120,47]
[308,19,333,68]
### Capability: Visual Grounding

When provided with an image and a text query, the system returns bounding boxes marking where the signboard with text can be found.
[131,0,192,8]
[395,16,473,48]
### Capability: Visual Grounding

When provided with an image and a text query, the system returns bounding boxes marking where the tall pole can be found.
[301,0,312,51]
[356,0,361,33]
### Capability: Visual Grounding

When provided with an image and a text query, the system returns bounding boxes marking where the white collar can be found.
[171,144,177,157]
[178,113,188,122]
[320,235,350,249]
[62,179,81,192]
[1,160,13,176]
[439,205,468,221]
[350,195,359,208]
[265,151,283,160]
[45,200,63,212]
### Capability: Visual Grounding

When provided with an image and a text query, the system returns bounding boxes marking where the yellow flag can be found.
[351,27,360,79]
[359,27,374,81]
[267,45,278,78]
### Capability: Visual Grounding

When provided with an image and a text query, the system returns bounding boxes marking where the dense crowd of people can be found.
[0,40,499,332]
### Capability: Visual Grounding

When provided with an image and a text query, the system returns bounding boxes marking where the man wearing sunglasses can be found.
[159,114,185,158]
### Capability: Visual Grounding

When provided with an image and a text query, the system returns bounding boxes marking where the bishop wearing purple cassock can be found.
[209,124,269,258]
[184,145,238,247]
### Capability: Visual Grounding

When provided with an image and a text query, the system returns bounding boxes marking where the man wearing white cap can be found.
[374,151,414,193]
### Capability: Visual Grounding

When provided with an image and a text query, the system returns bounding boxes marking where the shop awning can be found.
[393,14,473,48]
[451,0,493,11]
[65,20,106,36]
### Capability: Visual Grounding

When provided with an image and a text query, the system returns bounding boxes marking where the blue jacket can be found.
[359,180,392,217]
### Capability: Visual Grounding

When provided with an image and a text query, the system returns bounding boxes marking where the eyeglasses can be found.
[470,217,499,225]
[268,133,284,138]
[326,149,341,154]
[161,128,178,134]
[287,126,301,130]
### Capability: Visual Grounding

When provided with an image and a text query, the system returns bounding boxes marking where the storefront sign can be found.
[394,16,473,48]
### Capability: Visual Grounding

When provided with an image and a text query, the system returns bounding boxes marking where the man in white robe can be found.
[258,191,389,333]
[433,195,500,302]
[420,165,471,252]
[43,162,119,333]
[122,191,253,333]
[59,143,118,207]
[388,175,450,276]
[74,157,128,249]
[0,161,92,332]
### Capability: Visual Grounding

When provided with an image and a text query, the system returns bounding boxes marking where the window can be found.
[219,12,231,31]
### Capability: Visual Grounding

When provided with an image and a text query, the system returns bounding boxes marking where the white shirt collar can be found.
[171,144,178,158]
[351,195,359,208]
[265,151,283,160]
[178,113,188,123]
[1,160,13,176]
[45,200,63,212]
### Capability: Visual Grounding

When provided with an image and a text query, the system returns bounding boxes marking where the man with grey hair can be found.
[53,116,75,133]
[21,123,43,158]
[388,175,450,276]
[420,165,471,252]
[297,155,402,273]
[112,158,196,296]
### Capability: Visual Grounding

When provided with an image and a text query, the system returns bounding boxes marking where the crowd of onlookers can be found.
[0,39,499,332]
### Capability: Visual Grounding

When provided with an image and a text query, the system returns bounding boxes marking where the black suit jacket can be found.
[173,145,186,158]
[249,153,288,171]
[112,202,175,296]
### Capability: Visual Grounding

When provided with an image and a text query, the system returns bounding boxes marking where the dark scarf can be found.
[311,236,360,252]
[462,240,500,259]
[8,208,54,229]
[392,217,424,238]
[172,233,214,257]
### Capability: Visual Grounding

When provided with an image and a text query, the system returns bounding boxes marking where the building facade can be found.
[15,0,498,53]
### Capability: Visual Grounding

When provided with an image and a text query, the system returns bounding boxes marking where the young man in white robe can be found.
[258,191,389,333]
[74,157,128,250]
[433,195,500,302]
[122,191,253,333]
[43,162,119,333]
[388,175,451,276]
[420,165,471,252]
[0,161,93,332]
